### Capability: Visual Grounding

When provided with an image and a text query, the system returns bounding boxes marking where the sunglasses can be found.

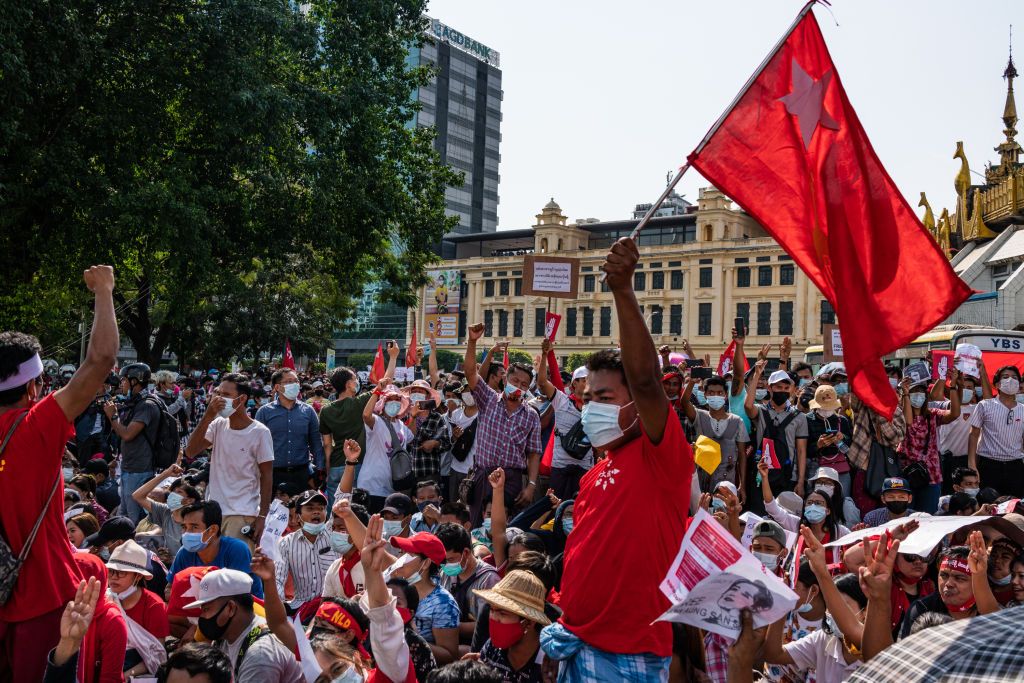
[900,553,934,564]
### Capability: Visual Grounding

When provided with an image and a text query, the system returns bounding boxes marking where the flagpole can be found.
[626,0,820,245]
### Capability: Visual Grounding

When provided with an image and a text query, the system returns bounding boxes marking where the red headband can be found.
[662,372,683,383]
[316,602,366,640]
[940,557,971,575]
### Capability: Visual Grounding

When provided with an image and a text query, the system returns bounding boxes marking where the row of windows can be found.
[736,264,795,288]
[582,270,686,293]
[483,278,523,297]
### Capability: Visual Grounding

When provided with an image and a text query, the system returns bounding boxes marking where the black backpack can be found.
[382,418,416,492]
[130,395,180,469]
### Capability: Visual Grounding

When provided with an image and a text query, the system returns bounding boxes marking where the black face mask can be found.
[198,601,232,641]
[885,500,910,515]
[771,391,790,406]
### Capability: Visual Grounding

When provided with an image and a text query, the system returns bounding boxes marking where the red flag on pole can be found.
[687,6,971,417]
[369,343,386,384]
[545,312,565,392]
[283,340,296,370]
[503,348,509,370]
[406,320,418,369]
[716,340,748,378]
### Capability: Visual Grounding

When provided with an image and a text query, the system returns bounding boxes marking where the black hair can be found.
[156,643,232,683]
[833,573,868,610]
[218,372,252,403]
[227,593,254,612]
[415,480,441,498]
[485,363,505,381]
[507,550,555,592]
[884,363,902,379]
[938,545,970,566]
[978,487,1001,505]
[330,367,358,393]
[169,478,201,501]
[803,489,840,538]
[792,362,813,376]
[508,532,547,555]
[180,500,222,532]
[586,349,626,384]
[796,559,819,589]
[909,612,952,635]
[508,362,534,383]
[703,375,728,392]
[427,660,503,683]
[813,477,848,526]
[994,365,1022,384]
[271,368,297,387]
[0,331,41,406]
[69,474,97,497]
[350,487,371,509]
[320,596,370,634]
[440,501,471,525]
[386,577,420,612]
[948,492,979,515]
[435,522,472,554]
[952,467,979,486]
[347,503,370,526]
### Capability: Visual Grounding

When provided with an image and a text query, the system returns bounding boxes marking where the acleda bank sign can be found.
[428,17,500,67]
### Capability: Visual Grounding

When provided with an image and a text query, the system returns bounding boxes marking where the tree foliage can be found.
[0,0,458,366]
[565,352,591,372]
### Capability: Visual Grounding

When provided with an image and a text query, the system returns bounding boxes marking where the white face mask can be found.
[817,409,836,418]
[580,401,623,448]
[962,389,974,403]
[282,383,301,401]
[1000,377,1020,396]
[753,551,780,571]
[62,467,75,481]
[461,392,475,407]
[816,483,835,497]
[410,393,426,403]
[218,397,236,418]
[114,584,138,601]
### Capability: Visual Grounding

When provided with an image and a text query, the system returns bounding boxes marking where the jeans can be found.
[120,471,153,524]
[327,465,344,510]
[912,483,942,514]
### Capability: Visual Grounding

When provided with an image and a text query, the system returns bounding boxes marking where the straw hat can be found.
[400,379,442,407]
[809,385,841,411]
[473,570,551,625]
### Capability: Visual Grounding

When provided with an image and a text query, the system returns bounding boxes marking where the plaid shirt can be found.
[471,381,543,471]
[703,632,732,683]
[848,397,906,470]
[847,604,1024,682]
[411,410,451,481]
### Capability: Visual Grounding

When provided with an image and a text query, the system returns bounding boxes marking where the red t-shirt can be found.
[0,394,80,622]
[558,408,693,657]
[124,588,170,639]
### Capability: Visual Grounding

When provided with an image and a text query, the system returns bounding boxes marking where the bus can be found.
[802,325,1024,371]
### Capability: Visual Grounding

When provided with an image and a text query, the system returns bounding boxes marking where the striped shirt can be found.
[275,530,338,609]
[470,381,543,471]
[968,398,1024,461]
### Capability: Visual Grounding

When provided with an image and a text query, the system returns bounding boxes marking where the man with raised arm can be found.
[540,238,695,681]
[0,266,119,682]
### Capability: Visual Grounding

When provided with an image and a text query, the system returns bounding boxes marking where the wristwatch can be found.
[527,480,537,487]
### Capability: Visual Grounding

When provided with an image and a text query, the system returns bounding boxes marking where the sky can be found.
[426,0,1022,230]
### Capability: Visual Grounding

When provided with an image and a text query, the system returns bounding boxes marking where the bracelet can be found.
[528,480,537,487]
[345,461,360,467]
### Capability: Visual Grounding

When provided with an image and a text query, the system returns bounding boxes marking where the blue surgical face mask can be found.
[833,382,849,397]
[282,383,301,401]
[329,531,352,555]
[580,401,624,448]
[803,504,828,524]
[382,520,404,539]
[889,377,899,389]
[706,395,727,411]
[247,399,256,408]
[799,378,811,388]
[562,517,574,535]
[975,387,984,399]
[711,498,727,512]
[755,389,769,401]
[504,383,523,400]
[181,531,209,553]
[482,518,492,535]
[962,389,973,403]
[98,547,111,561]
[302,521,326,536]
[166,492,185,511]
[384,401,402,417]
[909,393,927,409]
[962,487,980,498]
[693,389,706,406]
[440,558,464,577]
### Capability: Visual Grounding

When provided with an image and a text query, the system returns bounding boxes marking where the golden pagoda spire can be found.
[994,27,1022,174]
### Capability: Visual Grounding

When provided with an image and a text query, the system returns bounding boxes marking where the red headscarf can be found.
[73,553,127,683]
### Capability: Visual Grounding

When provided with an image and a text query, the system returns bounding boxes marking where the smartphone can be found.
[420,399,437,411]
[765,358,781,371]
[684,358,703,368]
[734,317,747,338]
[691,367,713,380]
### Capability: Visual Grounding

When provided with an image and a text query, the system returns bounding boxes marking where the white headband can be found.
[0,354,43,391]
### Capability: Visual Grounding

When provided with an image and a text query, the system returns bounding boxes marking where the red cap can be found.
[389,532,446,565]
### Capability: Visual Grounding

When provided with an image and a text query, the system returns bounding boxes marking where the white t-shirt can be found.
[357,416,412,497]
[448,408,478,475]
[783,628,861,681]
[205,417,274,517]
[550,390,593,470]
[322,555,366,598]
[932,400,977,457]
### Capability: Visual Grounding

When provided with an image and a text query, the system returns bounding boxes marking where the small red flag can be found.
[545,312,565,392]
[503,349,509,370]
[406,320,418,369]
[688,8,971,417]
[283,340,296,370]
[761,439,781,470]
[717,340,748,378]
[369,343,386,384]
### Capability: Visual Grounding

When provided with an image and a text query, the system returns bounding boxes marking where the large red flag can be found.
[688,7,971,417]
[283,340,296,370]
[369,343,386,384]
[406,320,418,369]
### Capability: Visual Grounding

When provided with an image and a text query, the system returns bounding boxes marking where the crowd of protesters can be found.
[2,242,1024,683]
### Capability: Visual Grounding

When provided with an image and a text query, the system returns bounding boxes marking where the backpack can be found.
[758,406,798,478]
[558,419,592,460]
[130,395,180,469]
[382,418,416,492]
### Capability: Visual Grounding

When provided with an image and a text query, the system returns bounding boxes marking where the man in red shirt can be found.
[0,265,119,682]
[540,237,694,681]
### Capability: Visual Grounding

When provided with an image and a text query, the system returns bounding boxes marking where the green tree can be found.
[0,0,458,366]
[422,348,461,374]
[565,352,591,372]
